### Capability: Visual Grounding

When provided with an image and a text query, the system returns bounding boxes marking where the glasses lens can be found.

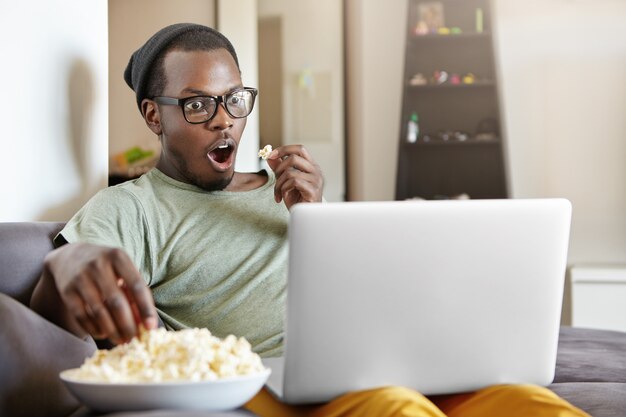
[225,89,255,118]
[183,97,217,123]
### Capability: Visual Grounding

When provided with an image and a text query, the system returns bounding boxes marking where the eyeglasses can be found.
[153,87,258,124]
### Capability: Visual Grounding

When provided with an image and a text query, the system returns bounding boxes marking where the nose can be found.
[208,103,233,131]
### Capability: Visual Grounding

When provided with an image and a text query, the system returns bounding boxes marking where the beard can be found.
[195,173,233,191]
[163,149,235,192]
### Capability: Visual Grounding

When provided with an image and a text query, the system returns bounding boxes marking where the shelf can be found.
[402,139,501,147]
[409,31,492,41]
[407,81,495,90]
[396,0,507,201]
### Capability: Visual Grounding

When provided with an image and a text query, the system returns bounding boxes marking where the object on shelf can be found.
[475,118,499,140]
[407,112,420,143]
[438,130,454,141]
[414,21,430,35]
[113,146,155,168]
[418,1,445,32]
[475,132,497,141]
[437,27,451,35]
[462,73,476,84]
[433,70,449,84]
[454,131,469,141]
[450,73,461,84]
[476,8,484,33]
[421,130,471,142]
[110,146,157,178]
[409,73,428,86]
[450,27,462,35]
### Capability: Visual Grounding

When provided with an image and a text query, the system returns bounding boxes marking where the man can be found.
[29,23,588,417]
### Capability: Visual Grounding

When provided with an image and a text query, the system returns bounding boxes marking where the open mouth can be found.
[207,139,236,171]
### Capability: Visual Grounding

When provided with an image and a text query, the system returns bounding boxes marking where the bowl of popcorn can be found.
[60,328,270,412]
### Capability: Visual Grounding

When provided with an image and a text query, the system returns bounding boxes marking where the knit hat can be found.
[124,23,239,113]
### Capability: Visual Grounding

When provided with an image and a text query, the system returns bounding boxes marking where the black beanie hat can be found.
[124,23,239,113]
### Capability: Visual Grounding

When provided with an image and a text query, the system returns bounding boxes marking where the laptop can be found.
[264,198,572,404]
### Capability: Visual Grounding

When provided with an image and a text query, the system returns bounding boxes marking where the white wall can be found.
[345,0,405,201]
[0,0,108,222]
[346,0,626,267]
[494,0,626,265]
[218,0,260,173]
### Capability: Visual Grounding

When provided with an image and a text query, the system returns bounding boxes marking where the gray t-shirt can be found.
[60,168,290,357]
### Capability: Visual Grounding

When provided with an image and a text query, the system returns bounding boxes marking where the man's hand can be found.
[266,145,324,210]
[31,242,158,345]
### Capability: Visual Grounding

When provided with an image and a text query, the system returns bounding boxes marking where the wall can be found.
[258,0,345,201]
[346,0,626,267]
[0,0,108,222]
[217,0,260,173]
[494,0,626,265]
[108,0,216,168]
[345,0,405,201]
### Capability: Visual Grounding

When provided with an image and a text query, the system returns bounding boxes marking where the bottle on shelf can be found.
[476,8,483,33]
[407,112,419,143]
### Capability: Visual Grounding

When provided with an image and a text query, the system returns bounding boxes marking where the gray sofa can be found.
[1,222,625,417]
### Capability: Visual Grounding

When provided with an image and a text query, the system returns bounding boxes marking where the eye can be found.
[185,100,206,112]
[227,95,241,106]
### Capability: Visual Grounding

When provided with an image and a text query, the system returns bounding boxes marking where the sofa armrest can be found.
[0,222,65,305]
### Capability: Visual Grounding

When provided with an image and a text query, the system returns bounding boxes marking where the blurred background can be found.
[0,0,625,325]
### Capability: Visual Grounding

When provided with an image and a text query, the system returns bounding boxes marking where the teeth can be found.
[218,144,228,149]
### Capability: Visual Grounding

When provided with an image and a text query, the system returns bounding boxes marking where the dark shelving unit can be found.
[396,0,508,200]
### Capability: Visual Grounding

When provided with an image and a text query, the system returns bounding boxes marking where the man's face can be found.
[153,48,246,191]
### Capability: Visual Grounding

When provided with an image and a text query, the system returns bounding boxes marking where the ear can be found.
[142,99,162,135]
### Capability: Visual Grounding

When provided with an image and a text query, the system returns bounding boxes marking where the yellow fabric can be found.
[245,385,590,417]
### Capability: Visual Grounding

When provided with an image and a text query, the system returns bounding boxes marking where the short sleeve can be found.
[58,187,153,284]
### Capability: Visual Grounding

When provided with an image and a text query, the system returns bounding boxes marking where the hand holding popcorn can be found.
[261,144,324,210]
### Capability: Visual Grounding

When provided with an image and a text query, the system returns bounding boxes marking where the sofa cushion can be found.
[0,293,96,417]
[549,382,626,417]
[555,327,626,383]
[0,222,64,304]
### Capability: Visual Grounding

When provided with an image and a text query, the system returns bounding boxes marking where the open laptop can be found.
[263,198,572,404]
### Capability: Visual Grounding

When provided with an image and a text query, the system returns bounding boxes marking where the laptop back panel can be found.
[278,199,571,404]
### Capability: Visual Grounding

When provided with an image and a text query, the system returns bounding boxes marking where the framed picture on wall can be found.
[418,1,445,31]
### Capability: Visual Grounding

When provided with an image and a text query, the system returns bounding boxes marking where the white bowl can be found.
[59,368,270,413]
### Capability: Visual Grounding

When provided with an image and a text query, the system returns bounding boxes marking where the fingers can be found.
[274,170,321,204]
[109,249,159,331]
[266,145,323,208]
[92,258,139,342]
[272,155,318,203]
[266,145,313,167]
[63,264,126,344]
[52,244,156,345]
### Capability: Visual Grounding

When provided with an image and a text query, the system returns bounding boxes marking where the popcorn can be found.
[258,144,273,160]
[65,328,266,383]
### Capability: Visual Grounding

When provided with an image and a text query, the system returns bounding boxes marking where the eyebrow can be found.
[181,88,207,96]
[181,86,244,96]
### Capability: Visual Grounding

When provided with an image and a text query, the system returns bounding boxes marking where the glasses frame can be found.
[152,87,258,124]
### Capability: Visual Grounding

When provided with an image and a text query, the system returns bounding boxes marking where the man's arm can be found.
[30,242,158,345]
